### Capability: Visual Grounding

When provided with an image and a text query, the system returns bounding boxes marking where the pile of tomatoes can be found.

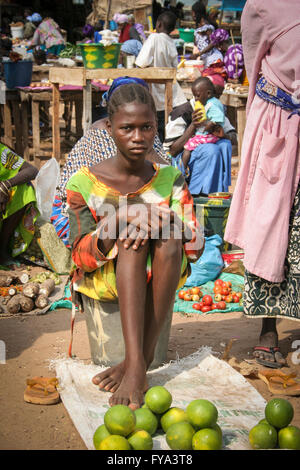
[178,278,242,313]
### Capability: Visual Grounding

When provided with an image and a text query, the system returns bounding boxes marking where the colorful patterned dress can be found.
[66,164,202,302]
[0,143,38,257]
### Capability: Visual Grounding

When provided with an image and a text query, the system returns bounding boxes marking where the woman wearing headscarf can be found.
[50,77,170,247]
[27,13,65,56]
[224,0,300,368]
[113,13,142,44]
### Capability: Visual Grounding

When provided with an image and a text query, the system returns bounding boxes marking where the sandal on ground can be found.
[24,376,60,405]
[253,346,284,369]
[258,369,300,396]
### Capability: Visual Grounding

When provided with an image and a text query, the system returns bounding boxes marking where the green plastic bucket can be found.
[193,196,231,251]
[79,43,121,69]
[178,28,195,42]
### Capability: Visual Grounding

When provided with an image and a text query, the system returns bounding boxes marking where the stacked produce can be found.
[93,386,223,451]
[178,277,243,312]
[0,270,60,314]
[249,398,300,450]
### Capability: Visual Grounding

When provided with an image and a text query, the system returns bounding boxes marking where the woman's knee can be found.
[153,237,182,261]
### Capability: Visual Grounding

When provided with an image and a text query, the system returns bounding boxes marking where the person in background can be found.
[152,0,163,28]
[0,142,38,266]
[23,9,36,39]
[181,77,225,169]
[224,0,300,368]
[127,14,146,42]
[81,24,94,43]
[207,6,220,29]
[135,11,187,142]
[193,28,229,79]
[191,1,210,28]
[120,40,143,63]
[27,14,65,56]
[164,77,232,197]
[208,74,238,149]
[113,13,142,44]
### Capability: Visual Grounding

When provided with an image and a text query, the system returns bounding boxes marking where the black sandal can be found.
[253,346,284,369]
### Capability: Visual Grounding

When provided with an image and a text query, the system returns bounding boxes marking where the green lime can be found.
[104,404,136,437]
[99,434,131,450]
[278,425,300,450]
[186,399,218,430]
[93,424,111,449]
[249,423,277,449]
[128,429,153,450]
[166,421,195,450]
[144,386,172,414]
[161,407,188,433]
[265,398,294,429]
[134,408,158,435]
[192,428,222,450]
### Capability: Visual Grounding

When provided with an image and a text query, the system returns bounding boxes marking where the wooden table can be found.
[49,67,176,161]
[0,89,29,158]
[220,90,248,165]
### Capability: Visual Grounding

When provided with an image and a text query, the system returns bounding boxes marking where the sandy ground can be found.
[0,307,300,450]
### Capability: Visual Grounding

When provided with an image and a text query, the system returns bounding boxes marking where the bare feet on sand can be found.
[92,361,126,393]
[92,359,148,410]
[108,360,148,410]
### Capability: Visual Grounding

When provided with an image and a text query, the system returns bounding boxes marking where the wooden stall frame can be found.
[49,67,176,161]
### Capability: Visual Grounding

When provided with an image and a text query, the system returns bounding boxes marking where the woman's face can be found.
[108,102,157,163]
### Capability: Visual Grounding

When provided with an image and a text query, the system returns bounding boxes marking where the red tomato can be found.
[224,281,232,288]
[232,295,240,303]
[178,290,186,299]
[184,293,192,301]
[202,295,213,306]
[213,286,222,294]
[221,287,229,296]
[236,292,242,299]
[191,287,201,295]
[193,303,202,310]
[201,305,212,313]
[214,279,224,287]
[211,303,218,310]
[216,301,226,310]
[214,293,222,302]
[225,294,233,303]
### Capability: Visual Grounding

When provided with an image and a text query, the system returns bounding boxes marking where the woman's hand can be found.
[118,203,180,250]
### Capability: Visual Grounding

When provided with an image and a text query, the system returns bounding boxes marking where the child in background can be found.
[135,11,187,142]
[182,77,225,168]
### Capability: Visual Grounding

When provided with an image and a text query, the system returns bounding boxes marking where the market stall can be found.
[49,66,176,161]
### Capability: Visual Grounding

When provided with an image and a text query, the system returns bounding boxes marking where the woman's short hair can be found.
[107,83,157,121]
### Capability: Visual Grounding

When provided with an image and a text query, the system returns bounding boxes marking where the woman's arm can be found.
[170,173,204,261]
[168,109,204,157]
[67,188,118,272]
[2,160,38,192]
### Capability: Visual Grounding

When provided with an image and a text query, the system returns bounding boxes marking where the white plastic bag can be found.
[35,158,60,221]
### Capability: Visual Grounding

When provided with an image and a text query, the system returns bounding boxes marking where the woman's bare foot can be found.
[109,359,148,410]
[92,361,125,393]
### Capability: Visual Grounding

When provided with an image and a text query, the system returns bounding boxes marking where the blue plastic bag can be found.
[184,234,224,287]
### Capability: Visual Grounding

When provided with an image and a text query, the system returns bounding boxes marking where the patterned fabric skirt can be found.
[244,183,300,321]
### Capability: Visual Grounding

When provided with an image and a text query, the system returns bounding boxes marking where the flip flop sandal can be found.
[258,369,300,396]
[24,376,60,405]
[253,346,284,369]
